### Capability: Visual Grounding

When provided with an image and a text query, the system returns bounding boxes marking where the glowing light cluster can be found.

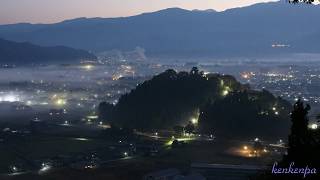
[55,99,67,106]
[81,64,95,71]
[0,93,20,102]
[241,72,255,79]
[310,123,318,130]
[112,74,123,81]
[271,44,290,48]
[51,94,68,106]
[221,86,231,96]
[39,163,51,174]
[191,118,198,125]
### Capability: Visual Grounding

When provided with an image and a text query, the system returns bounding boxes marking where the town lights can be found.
[26,100,32,105]
[241,72,255,79]
[242,74,249,79]
[85,65,93,70]
[0,94,20,102]
[55,99,67,106]
[82,64,94,71]
[243,146,248,150]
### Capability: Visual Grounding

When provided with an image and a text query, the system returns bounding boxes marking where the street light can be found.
[311,123,318,130]
[222,90,229,96]
[191,118,198,125]
[123,152,128,157]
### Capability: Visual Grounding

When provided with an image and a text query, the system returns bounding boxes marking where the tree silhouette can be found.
[288,0,317,4]
[190,67,199,75]
[255,100,320,180]
[287,99,311,163]
[285,99,320,169]
[98,102,114,122]
[185,122,195,134]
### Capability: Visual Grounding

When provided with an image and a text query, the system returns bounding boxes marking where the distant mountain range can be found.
[0,38,96,64]
[0,1,320,58]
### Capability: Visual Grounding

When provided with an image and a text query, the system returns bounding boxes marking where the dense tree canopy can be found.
[284,100,320,169]
[99,68,292,139]
[199,90,291,139]
[99,67,246,130]
[289,0,318,4]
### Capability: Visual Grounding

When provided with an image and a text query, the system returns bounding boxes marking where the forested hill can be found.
[199,89,291,139]
[0,38,96,64]
[99,68,291,138]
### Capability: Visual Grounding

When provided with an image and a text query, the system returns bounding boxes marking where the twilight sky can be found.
[0,0,277,25]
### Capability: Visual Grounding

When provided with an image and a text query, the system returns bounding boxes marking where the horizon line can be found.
[0,1,284,26]
[1,0,319,26]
